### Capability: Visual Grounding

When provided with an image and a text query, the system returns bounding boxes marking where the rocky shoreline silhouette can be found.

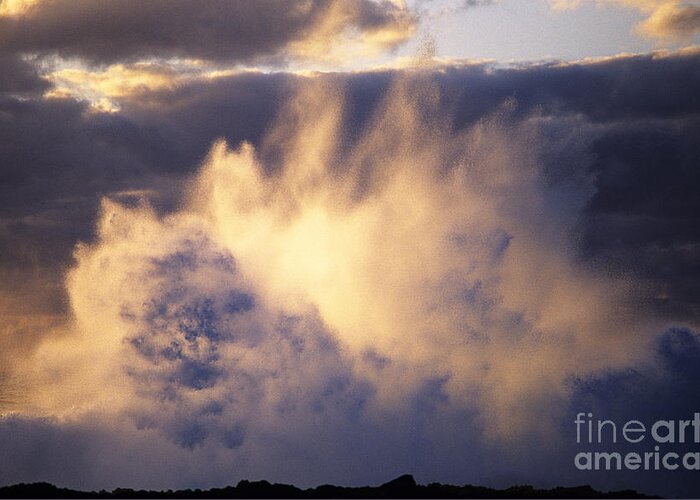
[0,474,658,498]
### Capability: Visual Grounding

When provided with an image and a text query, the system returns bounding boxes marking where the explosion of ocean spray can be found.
[14,73,659,481]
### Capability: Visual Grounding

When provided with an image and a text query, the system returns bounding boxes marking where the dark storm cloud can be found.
[565,327,700,498]
[0,0,416,65]
[118,72,293,174]
[0,96,165,277]
[0,74,292,260]
[429,50,700,324]
[0,416,95,486]
[438,50,700,126]
[0,52,47,93]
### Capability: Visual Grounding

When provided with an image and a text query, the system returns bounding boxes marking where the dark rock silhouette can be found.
[0,475,658,498]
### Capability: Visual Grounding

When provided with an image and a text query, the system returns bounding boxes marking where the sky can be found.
[0,0,699,497]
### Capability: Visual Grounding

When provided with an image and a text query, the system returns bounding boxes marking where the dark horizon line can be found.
[0,474,659,499]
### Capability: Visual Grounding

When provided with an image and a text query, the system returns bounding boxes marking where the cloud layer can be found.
[0,0,416,66]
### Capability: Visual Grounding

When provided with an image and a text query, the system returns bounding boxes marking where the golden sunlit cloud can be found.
[0,0,40,17]
[551,0,700,42]
[287,1,417,67]
[637,0,700,41]
[43,61,205,112]
[41,59,266,112]
[12,73,663,447]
